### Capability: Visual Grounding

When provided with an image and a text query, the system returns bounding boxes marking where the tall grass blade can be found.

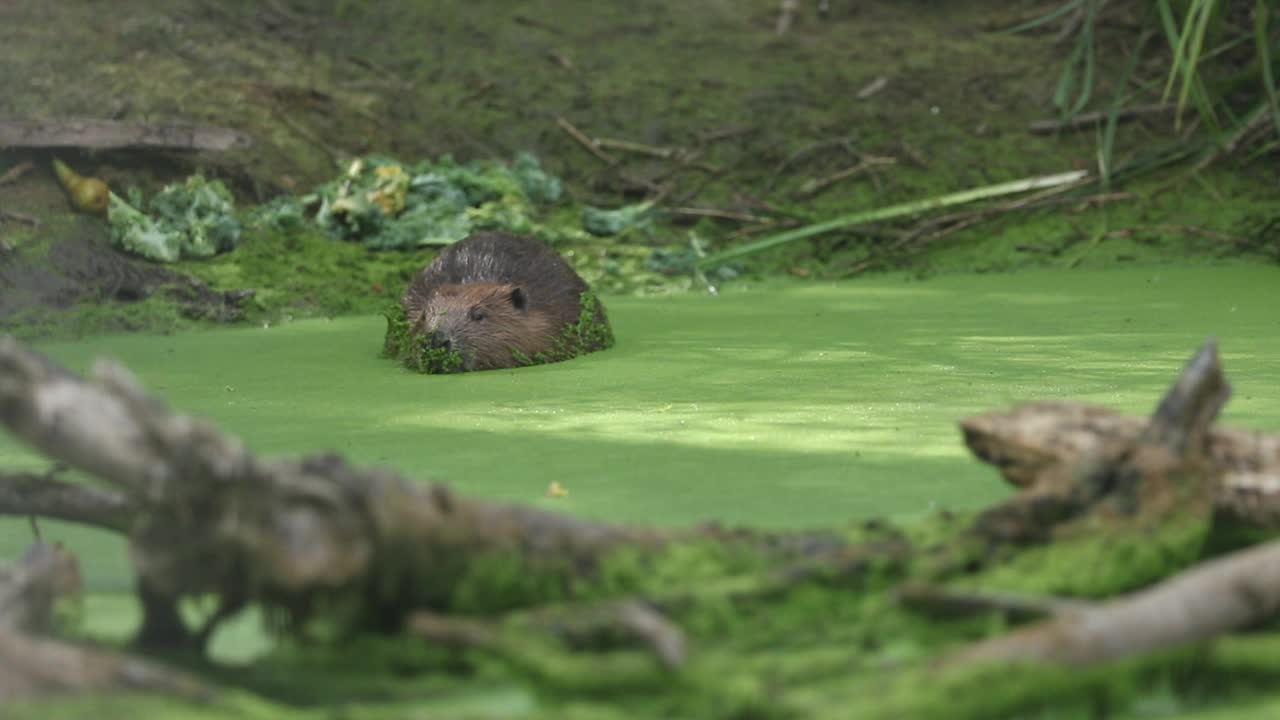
[998,0,1085,35]
[1101,32,1153,190]
[1257,0,1280,141]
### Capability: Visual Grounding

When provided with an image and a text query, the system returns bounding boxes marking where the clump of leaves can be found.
[106,176,241,262]
[305,153,585,251]
[581,201,658,237]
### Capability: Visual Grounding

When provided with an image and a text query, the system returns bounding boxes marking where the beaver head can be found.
[413,282,557,371]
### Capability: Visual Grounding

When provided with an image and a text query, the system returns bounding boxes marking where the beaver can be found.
[398,231,614,372]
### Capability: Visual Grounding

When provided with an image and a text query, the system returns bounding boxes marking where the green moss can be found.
[512,290,616,368]
[379,303,465,374]
[3,294,198,341]
[177,226,437,327]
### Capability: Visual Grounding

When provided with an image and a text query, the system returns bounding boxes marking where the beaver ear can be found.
[509,287,528,311]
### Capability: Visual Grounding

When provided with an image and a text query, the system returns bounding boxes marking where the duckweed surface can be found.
[1,263,1279,667]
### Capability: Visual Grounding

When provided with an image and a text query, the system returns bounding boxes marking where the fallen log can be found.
[0,118,252,152]
[941,341,1280,668]
[960,346,1280,530]
[0,334,669,650]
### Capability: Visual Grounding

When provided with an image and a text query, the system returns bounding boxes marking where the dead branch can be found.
[0,472,134,534]
[0,209,40,227]
[669,207,774,224]
[0,119,252,152]
[1103,224,1242,245]
[959,403,1280,530]
[776,0,800,34]
[1143,340,1230,456]
[766,135,858,190]
[961,341,1280,537]
[856,76,888,100]
[555,115,617,165]
[896,582,1095,621]
[0,161,34,186]
[793,155,897,199]
[0,335,668,648]
[594,138,721,173]
[1029,104,1174,134]
[946,535,1280,667]
[696,126,754,144]
[409,597,687,672]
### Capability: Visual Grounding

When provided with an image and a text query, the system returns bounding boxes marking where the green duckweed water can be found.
[2,262,1279,661]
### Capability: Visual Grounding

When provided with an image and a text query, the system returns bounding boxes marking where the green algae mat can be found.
[4,261,1279,546]
[2,262,1280,716]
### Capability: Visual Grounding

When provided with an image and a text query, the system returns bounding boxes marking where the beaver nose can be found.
[427,331,451,351]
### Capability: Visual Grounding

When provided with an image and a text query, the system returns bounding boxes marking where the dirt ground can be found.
[1,0,1275,337]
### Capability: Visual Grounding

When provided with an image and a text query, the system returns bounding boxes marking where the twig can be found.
[766,136,859,190]
[555,115,616,165]
[454,79,495,107]
[271,108,344,165]
[776,0,800,35]
[592,138,721,173]
[1029,103,1175,134]
[0,209,40,227]
[669,207,774,224]
[1103,224,1240,244]
[696,126,754,144]
[546,50,574,69]
[793,155,897,199]
[1189,108,1274,175]
[856,76,888,100]
[0,161,34,186]
[0,472,134,533]
[595,138,675,159]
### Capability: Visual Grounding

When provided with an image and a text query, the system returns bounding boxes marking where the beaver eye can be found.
[469,306,486,321]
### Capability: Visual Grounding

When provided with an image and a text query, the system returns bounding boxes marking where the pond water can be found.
[1,263,1278,653]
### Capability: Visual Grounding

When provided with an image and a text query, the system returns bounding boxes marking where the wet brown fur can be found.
[400,231,611,371]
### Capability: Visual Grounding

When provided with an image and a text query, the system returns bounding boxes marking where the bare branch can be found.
[0,472,134,533]
[948,536,1280,667]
